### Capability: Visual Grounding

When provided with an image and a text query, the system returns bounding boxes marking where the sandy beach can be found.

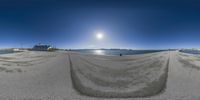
[0,51,200,100]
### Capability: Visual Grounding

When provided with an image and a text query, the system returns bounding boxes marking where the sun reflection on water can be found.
[93,50,105,55]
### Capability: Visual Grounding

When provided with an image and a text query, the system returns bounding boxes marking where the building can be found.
[32,44,53,51]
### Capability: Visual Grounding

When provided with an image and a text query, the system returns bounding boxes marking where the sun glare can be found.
[96,32,104,40]
[94,50,105,55]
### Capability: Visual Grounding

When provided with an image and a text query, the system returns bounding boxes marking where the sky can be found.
[0,0,200,49]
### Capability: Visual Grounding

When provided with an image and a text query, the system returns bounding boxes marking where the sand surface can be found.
[0,51,199,100]
[69,52,169,98]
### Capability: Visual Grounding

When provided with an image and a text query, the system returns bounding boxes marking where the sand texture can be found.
[69,52,169,98]
[0,51,199,100]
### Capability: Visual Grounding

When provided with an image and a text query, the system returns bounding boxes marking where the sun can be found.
[96,32,104,40]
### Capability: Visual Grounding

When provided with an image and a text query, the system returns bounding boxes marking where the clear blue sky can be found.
[0,0,200,49]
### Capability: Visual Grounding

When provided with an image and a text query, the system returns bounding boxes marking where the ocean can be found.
[179,49,200,54]
[0,49,16,54]
[72,49,166,56]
